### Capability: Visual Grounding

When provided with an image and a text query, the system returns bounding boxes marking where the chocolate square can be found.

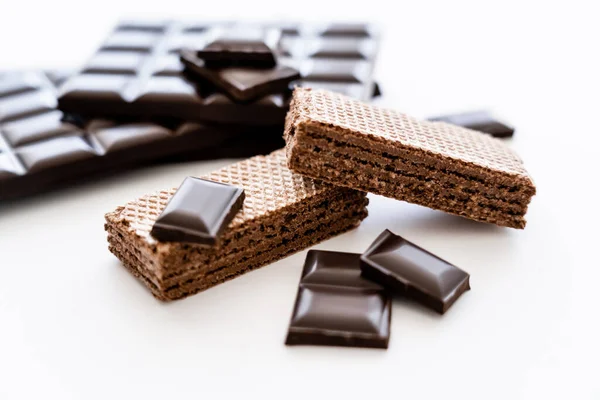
[181,49,300,102]
[360,230,470,314]
[285,250,391,349]
[150,177,245,245]
[197,26,281,68]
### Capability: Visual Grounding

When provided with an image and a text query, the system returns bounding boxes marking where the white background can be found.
[0,1,598,399]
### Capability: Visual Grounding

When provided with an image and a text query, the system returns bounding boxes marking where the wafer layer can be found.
[284,88,536,228]
[104,149,369,301]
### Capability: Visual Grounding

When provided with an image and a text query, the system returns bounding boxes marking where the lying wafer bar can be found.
[0,71,283,201]
[105,150,369,301]
[58,21,380,125]
[284,88,536,229]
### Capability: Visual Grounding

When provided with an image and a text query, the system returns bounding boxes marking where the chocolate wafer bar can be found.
[284,88,536,229]
[104,150,369,301]
[0,71,283,201]
[58,21,380,125]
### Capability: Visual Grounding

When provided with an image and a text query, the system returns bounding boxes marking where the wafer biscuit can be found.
[284,88,536,228]
[105,149,368,300]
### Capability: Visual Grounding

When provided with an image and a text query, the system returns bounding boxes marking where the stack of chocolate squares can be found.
[105,87,536,349]
[180,26,302,103]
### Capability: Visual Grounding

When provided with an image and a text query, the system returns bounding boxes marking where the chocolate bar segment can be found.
[284,88,536,229]
[197,26,280,68]
[151,177,245,245]
[105,150,369,301]
[0,71,284,201]
[428,111,514,138]
[360,230,470,314]
[181,49,300,102]
[58,21,380,125]
[285,250,391,349]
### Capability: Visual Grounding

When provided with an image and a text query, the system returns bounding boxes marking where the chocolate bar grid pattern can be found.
[58,21,379,124]
[0,71,176,181]
[0,71,86,180]
[0,71,282,200]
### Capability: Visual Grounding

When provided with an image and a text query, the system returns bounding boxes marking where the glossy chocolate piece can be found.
[0,71,284,202]
[428,110,514,138]
[285,250,391,349]
[151,177,245,245]
[360,230,470,314]
[57,21,380,125]
[197,26,280,68]
[181,49,300,102]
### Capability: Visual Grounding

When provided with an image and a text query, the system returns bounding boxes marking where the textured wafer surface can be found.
[105,149,369,300]
[109,149,343,244]
[285,88,535,185]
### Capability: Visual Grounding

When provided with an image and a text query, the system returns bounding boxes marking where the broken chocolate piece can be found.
[428,110,514,138]
[360,229,470,314]
[181,49,300,102]
[285,250,391,349]
[151,177,245,245]
[197,26,280,68]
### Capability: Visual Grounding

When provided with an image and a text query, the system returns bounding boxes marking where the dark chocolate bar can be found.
[428,111,514,138]
[151,177,245,245]
[197,26,280,68]
[58,21,380,125]
[180,49,300,102]
[285,250,391,349]
[360,230,471,314]
[0,71,283,202]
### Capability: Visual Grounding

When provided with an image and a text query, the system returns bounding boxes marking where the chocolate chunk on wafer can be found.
[284,88,536,229]
[151,177,245,246]
[104,149,368,301]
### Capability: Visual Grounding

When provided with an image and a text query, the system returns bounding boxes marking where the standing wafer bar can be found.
[105,150,369,301]
[284,88,536,228]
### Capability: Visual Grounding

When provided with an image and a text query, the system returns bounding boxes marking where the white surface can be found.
[0,1,598,399]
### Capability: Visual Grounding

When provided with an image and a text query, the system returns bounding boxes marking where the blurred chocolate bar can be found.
[58,21,380,125]
[0,71,283,201]
[180,49,300,102]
